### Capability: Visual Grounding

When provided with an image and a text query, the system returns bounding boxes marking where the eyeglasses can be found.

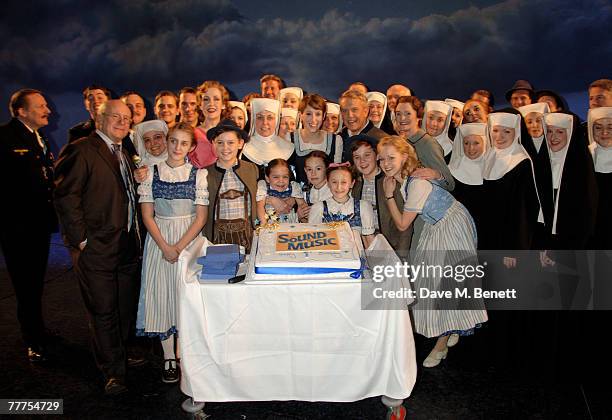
[104,113,132,125]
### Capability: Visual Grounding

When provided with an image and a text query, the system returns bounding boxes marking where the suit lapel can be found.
[90,134,125,186]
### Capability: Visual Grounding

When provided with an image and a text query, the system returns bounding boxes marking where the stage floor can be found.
[0,234,609,419]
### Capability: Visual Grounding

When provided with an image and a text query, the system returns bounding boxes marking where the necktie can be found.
[34,130,47,154]
[112,144,136,232]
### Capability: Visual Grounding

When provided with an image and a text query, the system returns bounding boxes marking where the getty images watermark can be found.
[369,261,517,301]
[362,250,612,310]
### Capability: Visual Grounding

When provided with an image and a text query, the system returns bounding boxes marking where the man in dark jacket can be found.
[55,100,141,395]
[339,90,387,162]
[0,89,57,362]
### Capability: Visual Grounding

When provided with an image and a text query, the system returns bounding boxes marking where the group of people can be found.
[1,74,610,397]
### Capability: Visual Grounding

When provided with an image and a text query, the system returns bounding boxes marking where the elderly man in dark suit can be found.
[0,89,57,363]
[339,89,388,162]
[54,100,141,395]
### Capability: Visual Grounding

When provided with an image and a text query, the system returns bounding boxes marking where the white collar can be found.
[483,114,528,180]
[242,134,294,165]
[448,123,487,185]
[483,141,529,180]
[590,143,612,173]
[436,135,453,156]
[532,135,544,153]
[96,129,120,151]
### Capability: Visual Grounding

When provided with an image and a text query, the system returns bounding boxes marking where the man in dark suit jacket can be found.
[0,89,57,363]
[54,100,141,395]
[339,90,387,162]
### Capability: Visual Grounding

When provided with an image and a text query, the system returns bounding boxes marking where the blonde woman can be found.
[378,135,487,368]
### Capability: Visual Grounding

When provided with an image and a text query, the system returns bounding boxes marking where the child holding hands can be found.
[256,158,305,224]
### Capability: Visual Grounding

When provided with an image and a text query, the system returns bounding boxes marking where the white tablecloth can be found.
[178,235,417,402]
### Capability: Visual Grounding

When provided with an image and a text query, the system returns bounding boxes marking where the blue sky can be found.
[1,0,610,152]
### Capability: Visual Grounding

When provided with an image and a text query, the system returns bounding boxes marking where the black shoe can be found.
[162,359,179,384]
[127,356,147,367]
[104,377,128,395]
[27,346,48,363]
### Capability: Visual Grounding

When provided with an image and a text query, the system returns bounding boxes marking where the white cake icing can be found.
[249,222,363,281]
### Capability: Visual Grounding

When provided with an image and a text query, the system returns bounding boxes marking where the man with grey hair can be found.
[339,89,387,162]
[54,100,141,395]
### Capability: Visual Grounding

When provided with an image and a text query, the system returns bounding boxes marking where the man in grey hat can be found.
[506,79,535,109]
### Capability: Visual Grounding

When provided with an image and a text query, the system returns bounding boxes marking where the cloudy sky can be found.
[1,0,610,152]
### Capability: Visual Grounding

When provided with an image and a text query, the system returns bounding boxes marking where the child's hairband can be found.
[328,162,351,168]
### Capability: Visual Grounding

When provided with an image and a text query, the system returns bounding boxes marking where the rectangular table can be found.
[178,235,416,403]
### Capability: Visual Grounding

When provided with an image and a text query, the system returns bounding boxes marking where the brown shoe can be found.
[104,377,128,395]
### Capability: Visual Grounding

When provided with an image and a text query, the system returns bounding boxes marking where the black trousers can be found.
[75,228,141,380]
[0,227,50,348]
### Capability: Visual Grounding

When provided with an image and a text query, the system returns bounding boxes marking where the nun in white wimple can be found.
[279,87,303,110]
[480,112,540,257]
[537,112,597,250]
[242,98,294,176]
[445,98,465,128]
[448,123,488,242]
[278,107,298,141]
[228,100,248,130]
[588,107,612,174]
[323,102,342,134]
[366,92,387,128]
[368,91,395,134]
[133,120,169,166]
[519,102,550,157]
[423,100,453,163]
[517,102,553,249]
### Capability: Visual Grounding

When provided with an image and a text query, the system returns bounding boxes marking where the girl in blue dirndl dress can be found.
[136,123,209,383]
[378,136,487,368]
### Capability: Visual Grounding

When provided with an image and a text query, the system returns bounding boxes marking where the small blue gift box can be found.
[197,244,243,282]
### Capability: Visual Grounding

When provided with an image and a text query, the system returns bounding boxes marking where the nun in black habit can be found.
[588,107,612,250]
[448,122,488,244]
[537,112,598,252]
[518,103,552,249]
[537,112,601,383]
[587,107,612,314]
[476,112,544,378]
[480,112,540,254]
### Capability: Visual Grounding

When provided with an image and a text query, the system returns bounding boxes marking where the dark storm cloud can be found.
[1,0,610,102]
[0,0,244,93]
